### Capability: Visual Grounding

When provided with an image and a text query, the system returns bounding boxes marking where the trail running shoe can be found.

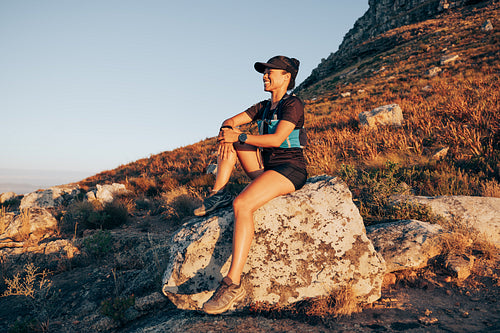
[194,189,233,216]
[202,276,245,315]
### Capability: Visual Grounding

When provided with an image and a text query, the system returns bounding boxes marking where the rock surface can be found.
[162,176,386,310]
[445,253,475,281]
[359,104,404,128]
[0,192,17,204]
[20,185,80,210]
[440,53,460,65]
[366,220,444,272]
[87,183,128,205]
[481,19,493,31]
[391,195,500,247]
[0,207,79,258]
[426,66,442,77]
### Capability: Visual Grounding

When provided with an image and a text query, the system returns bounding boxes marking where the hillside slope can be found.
[80,1,499,208]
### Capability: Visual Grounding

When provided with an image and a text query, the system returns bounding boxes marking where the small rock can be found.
[460,310,470,318]
[419,316,439,325]
[383,273,397,287]
[359,104,404,128]
[445,254,475,281]
[0,192,17,204]
[205,163,217,175]
[357,89,366,94]
[422,85,433,92]
[431,147,449,161]
[135,292,167,311]
[94,183,128,205]
[481,19,493,32]
[425,309,432,316]
[426,66,442,77]
[340,92,351,98]
[440,54,459,65]
[91,316,118,331]
[86,191,97,201]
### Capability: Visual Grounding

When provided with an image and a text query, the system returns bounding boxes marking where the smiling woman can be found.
[192,55,308,315]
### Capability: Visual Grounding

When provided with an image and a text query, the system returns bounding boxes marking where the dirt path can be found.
[120,270,499,333]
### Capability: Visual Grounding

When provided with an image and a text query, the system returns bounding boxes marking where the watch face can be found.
[239,133,247,143]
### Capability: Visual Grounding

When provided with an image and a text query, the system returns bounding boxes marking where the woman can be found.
[196,55,308,315]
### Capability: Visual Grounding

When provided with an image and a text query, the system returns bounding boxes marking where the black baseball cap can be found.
[254,55,300,90]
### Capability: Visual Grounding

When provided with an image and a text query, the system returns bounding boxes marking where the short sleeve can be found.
[280,96,304,128]
[244,100,268,121]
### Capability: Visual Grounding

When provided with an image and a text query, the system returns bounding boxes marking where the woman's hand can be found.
[217,128,242,160]
[217,127,241,144]
[217,142,234,160]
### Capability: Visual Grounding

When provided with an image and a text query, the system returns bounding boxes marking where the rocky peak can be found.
[296,0,485,92]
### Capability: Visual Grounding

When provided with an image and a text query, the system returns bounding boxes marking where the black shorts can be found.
[265,163,308,190]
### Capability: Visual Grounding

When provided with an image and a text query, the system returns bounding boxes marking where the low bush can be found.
[61,199,128,234]
[83,230,113,258]
[100,294,135,323]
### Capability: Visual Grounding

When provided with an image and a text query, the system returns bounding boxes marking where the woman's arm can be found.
[220,119,296,148]
[220,111,253,129]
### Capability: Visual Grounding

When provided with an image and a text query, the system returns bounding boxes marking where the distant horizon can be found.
[0,168,92,194]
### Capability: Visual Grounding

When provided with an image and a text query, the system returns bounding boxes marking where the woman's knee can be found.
[232,195,253,215]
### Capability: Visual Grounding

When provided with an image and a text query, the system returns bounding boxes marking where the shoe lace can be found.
[210,282,231,302]
[204,190,225,207]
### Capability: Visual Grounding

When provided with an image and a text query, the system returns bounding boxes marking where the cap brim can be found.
[254,62,282,73]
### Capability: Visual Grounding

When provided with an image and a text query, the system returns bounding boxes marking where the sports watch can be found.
[238,133,248,144]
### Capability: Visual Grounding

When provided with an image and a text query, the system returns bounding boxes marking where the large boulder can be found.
[20,185,80,210]
[162,176,386,311]
[391,195,500,248]
[366,220,444,272]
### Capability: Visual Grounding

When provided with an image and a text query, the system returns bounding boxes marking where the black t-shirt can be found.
[244,95,307,170]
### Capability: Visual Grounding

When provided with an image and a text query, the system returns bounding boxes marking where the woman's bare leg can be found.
[212,146,237,192]
[226,170,295,284]
[213,143,263,192]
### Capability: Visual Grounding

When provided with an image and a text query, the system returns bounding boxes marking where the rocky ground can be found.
[1,213,498,333]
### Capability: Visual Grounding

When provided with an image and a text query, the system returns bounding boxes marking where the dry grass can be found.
[18,209,32,242]
[249,286,362,318]
[1,263,52,299]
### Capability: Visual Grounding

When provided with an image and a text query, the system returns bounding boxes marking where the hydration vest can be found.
[257,97,306,149]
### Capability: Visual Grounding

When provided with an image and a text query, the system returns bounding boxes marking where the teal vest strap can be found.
[258,120,303,148]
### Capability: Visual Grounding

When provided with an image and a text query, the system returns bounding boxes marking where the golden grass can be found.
[249,287,362,318]
[1,263,52,299]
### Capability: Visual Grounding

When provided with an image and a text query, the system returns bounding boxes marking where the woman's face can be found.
[263,68,290,92]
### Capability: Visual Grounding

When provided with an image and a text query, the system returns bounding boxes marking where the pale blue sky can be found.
[0,0,368,192]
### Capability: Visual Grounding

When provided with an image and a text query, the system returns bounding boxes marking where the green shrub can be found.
[100,294,135,323]
[8,317,39,333]
[102,200,128,229]
[83,230,112,257]
[62,200,128,234]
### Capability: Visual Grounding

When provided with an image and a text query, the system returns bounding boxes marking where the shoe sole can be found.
[202,288,246,315]
[194,197,233,217]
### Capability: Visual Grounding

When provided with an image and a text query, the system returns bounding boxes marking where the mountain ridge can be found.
[296,0,493,93]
